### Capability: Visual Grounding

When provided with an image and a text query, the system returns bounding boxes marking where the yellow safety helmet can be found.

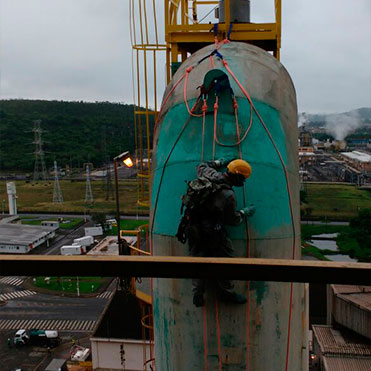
[227,159,252,179]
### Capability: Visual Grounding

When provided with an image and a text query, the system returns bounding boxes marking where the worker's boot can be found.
[193,293,205,307]
[220,291,247,304]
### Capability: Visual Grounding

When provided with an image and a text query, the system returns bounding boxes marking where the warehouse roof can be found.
[341,151,371,163]
[323,356,371,371]
[332,285,371,311]
[0,224,56,245]
[312,325,371,357]
[332,285,371,295]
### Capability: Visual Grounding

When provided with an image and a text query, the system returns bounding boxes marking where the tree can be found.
[91,213,107,230]
[349,208,371,253]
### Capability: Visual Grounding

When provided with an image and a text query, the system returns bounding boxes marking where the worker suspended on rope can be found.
[177,158,255,307]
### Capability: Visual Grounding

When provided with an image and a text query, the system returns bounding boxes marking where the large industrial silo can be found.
[150,41,307,370]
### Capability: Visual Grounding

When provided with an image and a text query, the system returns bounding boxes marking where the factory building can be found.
[0,224,57,254]
[299,147,317,167]
[340,151,371,173]
[311,285,371,370]
[88,233,152,371]
[90,292,151,371]
[41,220,60,228]
[312,325,371,370]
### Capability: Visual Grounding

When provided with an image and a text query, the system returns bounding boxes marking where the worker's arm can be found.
[221,190,244,226]
[197,158,230,179]
[197,161,224,181]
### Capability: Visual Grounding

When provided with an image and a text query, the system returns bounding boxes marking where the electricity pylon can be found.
[85,163,94,204]
[53,161,63,203]
[32,120,48,181]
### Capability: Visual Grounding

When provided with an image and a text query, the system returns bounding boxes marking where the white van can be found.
[60,245,86,255]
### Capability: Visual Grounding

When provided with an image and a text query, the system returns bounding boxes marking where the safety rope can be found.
[213,97,253,147]
[153,72,187,137]
[215,291,222,371]
[203,305,208,371]
[201,99,208,163]
[184,67,204,117]
[212,97,219,158]
[222,59,297,371]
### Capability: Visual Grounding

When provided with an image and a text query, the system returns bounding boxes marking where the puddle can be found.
[309,239,338,251]
[324,254,357,262]
[312,233,338,238]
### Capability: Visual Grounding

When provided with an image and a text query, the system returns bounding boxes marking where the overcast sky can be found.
[0,0,370,114]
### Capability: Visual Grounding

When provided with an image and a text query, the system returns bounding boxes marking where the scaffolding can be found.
[166,0,282,69]
[129,1,282,208]
[129,0,167,208]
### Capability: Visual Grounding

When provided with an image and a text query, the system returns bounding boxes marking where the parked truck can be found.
[73,235,94,247]
[14,329,60,347]
[84,226,103,237]
[60,244,86,255]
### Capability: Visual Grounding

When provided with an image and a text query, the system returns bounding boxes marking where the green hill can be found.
[0,99,151,171]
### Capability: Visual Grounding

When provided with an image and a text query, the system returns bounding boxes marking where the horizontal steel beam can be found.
[0,255,370,285]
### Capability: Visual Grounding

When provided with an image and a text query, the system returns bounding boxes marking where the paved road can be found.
[45,220,94,255]
[0,276,116,327]
[301,220,349,226]
[0,318,96,332]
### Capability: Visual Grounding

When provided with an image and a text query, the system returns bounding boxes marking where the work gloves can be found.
[240,205,256,217]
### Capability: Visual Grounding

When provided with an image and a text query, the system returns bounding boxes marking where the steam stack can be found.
[6,182,17,215]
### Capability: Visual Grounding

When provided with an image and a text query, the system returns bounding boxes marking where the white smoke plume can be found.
[325,111,362,140]
[298,112,307,127]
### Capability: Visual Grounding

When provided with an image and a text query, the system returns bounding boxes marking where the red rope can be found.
[222,59,297,371]
[201,99,207,162]
[184,67,203,118]
[213,97,253,147]
[203,305,208,371]
[215,292,222,371]
[211,99,223,371]
[233,100,251,370]
[153,72,186,138]
[213,97,219,158]
[286,283,294,370]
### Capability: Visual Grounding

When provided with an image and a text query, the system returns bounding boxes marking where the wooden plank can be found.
[0,255,370,285]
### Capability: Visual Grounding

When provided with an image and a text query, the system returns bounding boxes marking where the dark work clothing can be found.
[187,161,244,296]
[196,162,243,227]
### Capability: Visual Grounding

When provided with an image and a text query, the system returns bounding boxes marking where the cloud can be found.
[325,111,362,140]
[0,0,370,113]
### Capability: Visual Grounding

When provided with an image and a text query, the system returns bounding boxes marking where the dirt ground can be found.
[0,330,91,371]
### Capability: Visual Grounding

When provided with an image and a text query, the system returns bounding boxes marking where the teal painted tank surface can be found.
[151,42,307,370]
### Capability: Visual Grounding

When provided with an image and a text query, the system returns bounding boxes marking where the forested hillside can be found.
[0,99,150,171]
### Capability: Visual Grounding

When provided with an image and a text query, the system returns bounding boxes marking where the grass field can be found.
[33,276,107,294]
[1,181,370,221]
[108,219,149,236]
[0,179,148,215]
[21,217,83,229]
[303,184,371,220]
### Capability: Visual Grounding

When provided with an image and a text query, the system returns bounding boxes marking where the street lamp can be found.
[113,151,133,255]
